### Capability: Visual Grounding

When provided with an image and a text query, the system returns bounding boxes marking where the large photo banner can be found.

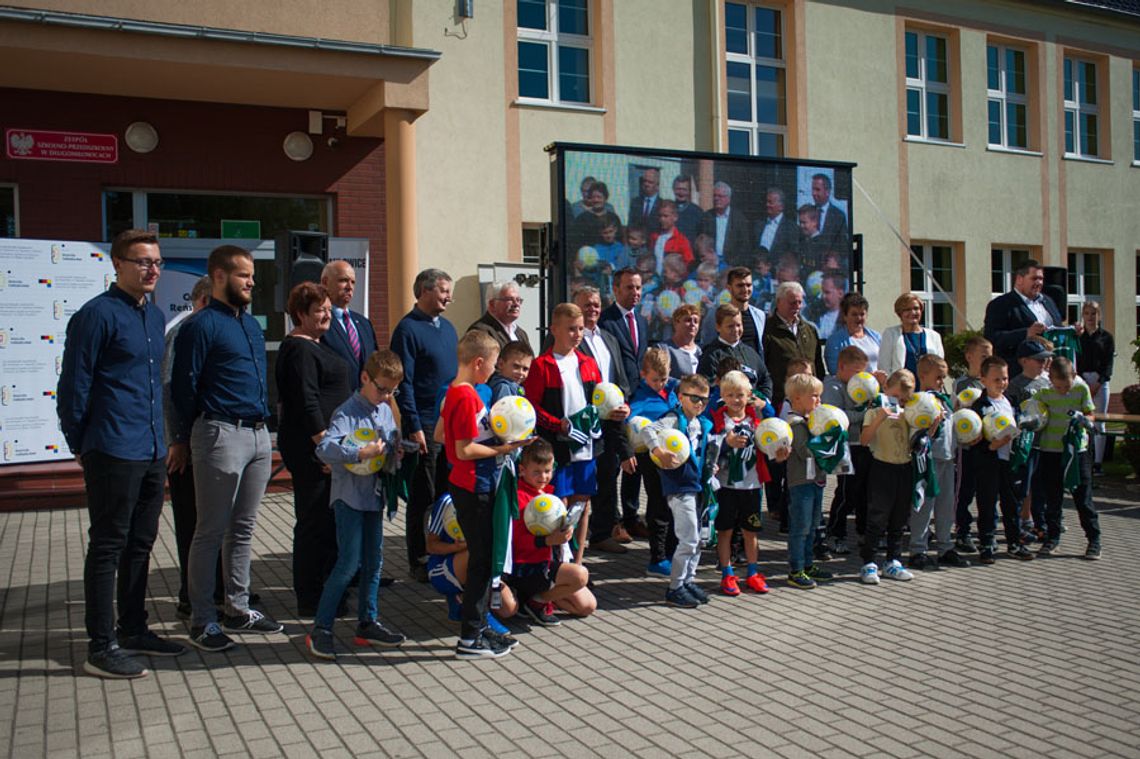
[0,239,112,464]
[552,144,855,344]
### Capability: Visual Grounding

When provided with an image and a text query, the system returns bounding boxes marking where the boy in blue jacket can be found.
[628,347,680,577]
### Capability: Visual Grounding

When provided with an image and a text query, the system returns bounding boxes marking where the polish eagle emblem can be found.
[8,132,34,156]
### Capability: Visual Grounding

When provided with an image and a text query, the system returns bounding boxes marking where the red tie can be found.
[626,311,638,353]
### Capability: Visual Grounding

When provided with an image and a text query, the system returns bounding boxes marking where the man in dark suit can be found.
[465,280,532,351]
[627,167,662,236]
[984,259,1062,376]
[755,187,800,262]
[699,181,752,268]
[672,174,703,245]
[320,261,378,391]
[599,268,651,538]
[811,173,850,254]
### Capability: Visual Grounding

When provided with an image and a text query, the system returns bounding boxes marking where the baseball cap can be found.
[1017,340,1053,360]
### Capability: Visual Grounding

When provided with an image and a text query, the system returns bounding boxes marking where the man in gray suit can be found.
[466,280,532,351]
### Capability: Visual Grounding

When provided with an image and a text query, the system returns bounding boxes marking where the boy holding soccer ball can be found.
[910,355,965,569]
[488,340,534,404]
[783,373,833,590]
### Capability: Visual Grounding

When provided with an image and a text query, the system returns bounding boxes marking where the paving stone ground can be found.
[2,478,1140,759]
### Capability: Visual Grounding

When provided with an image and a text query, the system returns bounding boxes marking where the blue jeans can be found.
[315,501,382,630]
[787,482,823,572]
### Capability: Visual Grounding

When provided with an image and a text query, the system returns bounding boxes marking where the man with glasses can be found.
[466,280,532,351]
[59,229,185,678]
[320,260,378,391]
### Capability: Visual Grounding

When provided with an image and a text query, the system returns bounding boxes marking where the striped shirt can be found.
[1033,383,1094,453]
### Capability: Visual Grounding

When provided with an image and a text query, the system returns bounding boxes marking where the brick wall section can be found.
[0,87,388,336]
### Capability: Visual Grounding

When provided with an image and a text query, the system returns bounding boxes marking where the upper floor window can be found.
[725,3,787,158]
[987,45,1028,149]
[910,243,956,335]
[517,0,592,104]
[1064,57,1100,158]
[905,30,951,141]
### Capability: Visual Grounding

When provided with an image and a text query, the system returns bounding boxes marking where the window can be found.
[1132,67,1139,163]
[522,226,544,264]
[1067,251,1103,324]
[1064,57,1100,157]
[102,190,330,241]
[910,243,955,335]
[517,0,592,104]
[725,3,787,158]
[991,247,1032,297]
[1135,253,1140,336]
[905,30,951,140]
[987,44,1028,149]
[0,186,15,237]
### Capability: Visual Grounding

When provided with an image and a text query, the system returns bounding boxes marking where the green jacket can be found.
[762,314,826,407]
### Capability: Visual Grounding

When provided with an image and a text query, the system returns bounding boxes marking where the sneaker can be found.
[306,627,336,660]
[354,620,405,648]
[860,563,880,585]
[1007,544,1035,561]
[446,594,462,622]
[684,582,710,604]
[483,613,514,639]
[813,543,833,561]
[744,573,770,594]
[1038,540,1058,557]
[954,535,978,554]
[978,547,995,565]
[646,559,672,578]
[188,622,235,652]
[222,609,283,634]
[1084,544,1102,561]
[83,645,148,679]
[117,630,186,657]
[720,574,741,596]
[482,628,519,650]
[665,586,699,608]
[908,553,937,571]
[882,559,914,581]
[829,537,851,556]
[787,571,817,590]
[938,549,969,568]
[455,634,510,659]
[804,565,834,582]
[521,601,561,627]
[589,537,628,554]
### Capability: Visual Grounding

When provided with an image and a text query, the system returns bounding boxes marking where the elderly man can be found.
[628,167,662,236]
[467,280,532,350]
[390,269,458,581]
[59,229,186,678]
[699,181,753,267]
[320,260,378,390]
[756,187,800,261]
[984,258,1062,376]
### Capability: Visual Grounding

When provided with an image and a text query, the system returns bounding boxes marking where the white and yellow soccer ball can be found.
[716,289,734,306]
[625,415,651,453]
[957,387,982,407]
[577,246,600,270]
[591,382,625,419]
[951,409,984,445]
[656,289,680,318]
[1018,397,1050,432]
[650,428,691,469]
[983,410,1017,441]
[755,417,793,457]
[440,497,464,542]
[808,404,849,437]
[342,428,386,475]
[682,279,704,305]
[846,371,880,405]
[903,391,941,430]
[524,493,568,536]
[490,395,536,443]
[805,270,824,298]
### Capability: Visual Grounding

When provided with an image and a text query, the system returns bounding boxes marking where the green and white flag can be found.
[807,427,849,475]
[911,432,938,511]
[1060,416,1087,493]
[490,452,519,608]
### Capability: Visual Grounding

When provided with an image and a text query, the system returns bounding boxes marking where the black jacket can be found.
[983,290,1064,374]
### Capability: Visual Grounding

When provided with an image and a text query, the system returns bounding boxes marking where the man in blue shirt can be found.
[58,229,186,679]
[170,245,283,652]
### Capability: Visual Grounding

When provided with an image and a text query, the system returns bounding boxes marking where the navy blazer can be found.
[983,290,1063,374]
[321,309,378,390]
[627,195,662,235]
[599,303,649,388]
[817,203,850,253]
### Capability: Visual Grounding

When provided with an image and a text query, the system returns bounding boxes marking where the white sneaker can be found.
[860,562,880,585]
[883,559,914,581]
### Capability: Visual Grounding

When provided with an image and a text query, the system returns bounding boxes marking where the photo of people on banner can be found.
[562,149,853,344]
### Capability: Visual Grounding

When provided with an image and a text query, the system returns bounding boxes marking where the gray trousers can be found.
[909,459,956,555]
[667,493,701,589]
[188,418,272,626]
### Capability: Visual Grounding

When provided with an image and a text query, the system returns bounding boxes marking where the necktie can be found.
[626,311,638,353]
[643,198,650,218]
[344,311,361,363]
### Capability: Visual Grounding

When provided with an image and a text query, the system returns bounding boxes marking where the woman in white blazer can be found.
[878,293,944,376]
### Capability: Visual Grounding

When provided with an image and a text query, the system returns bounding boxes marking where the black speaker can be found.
[1042,265,1068,317]
[275,231,329,310]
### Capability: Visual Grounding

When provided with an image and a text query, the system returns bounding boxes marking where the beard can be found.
[225,277,253,306]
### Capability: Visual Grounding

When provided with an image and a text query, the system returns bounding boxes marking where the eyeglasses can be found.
[119,256,164,270]
[682,393,709,406]
[370,378,400,398]
[496,297,524,305]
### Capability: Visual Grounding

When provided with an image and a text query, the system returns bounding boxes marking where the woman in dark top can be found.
[1078,300,1115,473]
[276,282,351,616]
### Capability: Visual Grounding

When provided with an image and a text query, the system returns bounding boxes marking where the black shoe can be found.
[117,630,186,657]
[813,543,833,562]
[908,554,937,571]
[938,549,969,568]
[954,536,978,554]
[175,601,192,620]
[222,610,284,634]
[354,620,405,648]
[379,576,396,588]
[1007,544,1035,561]
[684,582,710,604]
[521,601,561,627]
[1084,544,1102,561]
[306,628,336,660]
[188,623,235,652]
[84,645,148,679]
[978,547,995,565]
[482,628,520,650]
[1038,540,1058,557]
[456,634,511,659]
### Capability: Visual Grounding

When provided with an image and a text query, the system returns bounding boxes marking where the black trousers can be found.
[955,444,978,536]
[590,428,623,542]
[861,459,911,564]
[1036,450,1101,545]
[826,445,872,539]
[765,459,789,529]
[975,449,1021,548]
[406,425,444,568]
[451,485,494,640]
[290,460,337,608]
[169,463,227,605]
[637,453,676,563]
[620,470,642,526]
[81,452,166,653]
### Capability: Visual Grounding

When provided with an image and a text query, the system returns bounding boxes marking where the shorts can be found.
[504,561,559,603]
[714,488,763,533]
[427,555,463,595]
[553,458,598,499]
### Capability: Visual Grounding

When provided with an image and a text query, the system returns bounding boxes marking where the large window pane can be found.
[931,246,954,291]
[727,129,750,155]
[558,0,588,36]
[518,41,549,99]
[754,7,781,59]
[1065,111,1075,154]
[1067,253,1078,292]
[1081,113,1098,156]
[925,35,948,83]
[145,193,327,239]
[1079,61,1097,105]
[558,45,590,103]
[517,0,546,30]
[1006,48,1026,94]
[725,2,748,55]
[1133,120,1139,163]
[1083,254,1102,295]
[754,66,786,125]
[991,250,1003,293]
[103,190,134,240]
[905,32,919,79]
[910,247,924,291]
[931,302,954,335]
[906,89,922,136]
[1006,102,1027,148]
[987,46,999,90]
[727,61,752,121]
[755,132,783,158]
[988,100,1002,145]
[926,91,949,139]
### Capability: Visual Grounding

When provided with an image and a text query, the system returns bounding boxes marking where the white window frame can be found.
[991,247,1032,298]
[1066,250,1104,325]
[725,2,788,158]
[910,243,955,335]
[516,0,593,106]
[905,30,952,141]
[986,44,1029,149]
[0,183,18,238]
[1132,67,1139,164]
[1064,56,1100,158]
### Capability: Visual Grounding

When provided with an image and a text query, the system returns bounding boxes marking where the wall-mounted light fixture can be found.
[283,131,314,161]
[124,121,159,153]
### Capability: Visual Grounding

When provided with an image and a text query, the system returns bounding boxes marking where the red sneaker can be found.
[745,573,769,594]
[720,574,741,596]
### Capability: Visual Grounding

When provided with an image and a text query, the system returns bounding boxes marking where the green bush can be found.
[942,329,984,378]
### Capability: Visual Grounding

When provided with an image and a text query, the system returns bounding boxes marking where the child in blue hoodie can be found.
[628,347,680,577]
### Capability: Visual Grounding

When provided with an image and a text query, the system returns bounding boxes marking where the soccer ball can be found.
[626,415,651,453]
[716,289,734,306]
[1019,397,1049,432]
[983,411,1017,441]
[755,418,793,457]
[490,395,536,443]
[577,246,600,270]
[650,428,691,469]
[682,280,705,305]
[341,428,386,475]
[524,493,568,536]
[903,391,941,430]
[808,404,849,437]
[957,387,982,407]
[439,497,464,542]
[951,409,983,444]
[805,270,824,298]
[656,289,680,318]
[847,372,880,405]
[591,382,625,419]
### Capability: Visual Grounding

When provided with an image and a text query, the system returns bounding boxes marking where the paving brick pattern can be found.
[2,480,1140,758]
